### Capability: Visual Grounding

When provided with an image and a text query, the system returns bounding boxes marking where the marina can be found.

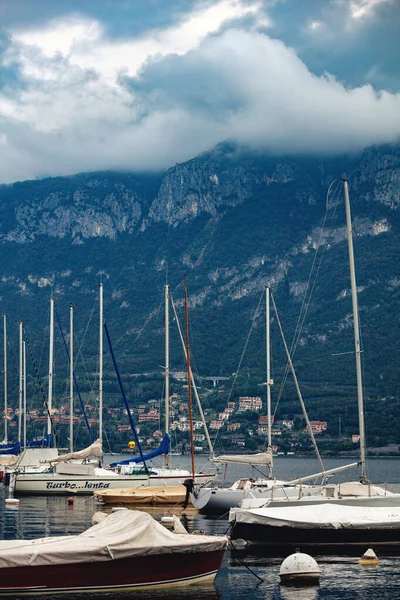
[1,456,400,598]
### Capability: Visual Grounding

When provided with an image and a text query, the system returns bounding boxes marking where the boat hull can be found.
[231,521,400,552]
[0,550,225,596]
[14,473,149,495]
[96,484,189,505]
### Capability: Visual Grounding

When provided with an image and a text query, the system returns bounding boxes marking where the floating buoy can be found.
[160,516,175,530]
[67,497,74,505]
[128,441,136,449]
[280,549,321,586]
[230,538,247,550]
[5,498,20,508]
[359,548,380,566]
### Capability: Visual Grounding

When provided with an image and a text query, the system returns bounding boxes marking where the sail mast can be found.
[164,284,170,468]
[342,178,367,482]
[3,315,7,444]
[266,286,273,473]
[23,340,26,449]
[69,304,74,453]
[18,321,23,445]
[48,299,54,440]
[99,282,103,443]
[184,275,195,479]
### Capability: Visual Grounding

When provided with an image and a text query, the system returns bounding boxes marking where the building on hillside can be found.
[238,396,262,412]
[227,402,236,410]
[210,420,224,430]
[352,434,360,443]
[219,412,230,421]
[309,421,328,433]
[227,422,241,432]
[138,409,159,423]
[258,415,274,425]
[118,424,131,432]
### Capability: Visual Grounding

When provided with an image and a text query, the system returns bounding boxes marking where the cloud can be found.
[0,0,398,183]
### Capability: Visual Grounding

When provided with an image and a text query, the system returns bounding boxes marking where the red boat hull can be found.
[0,550,225,595]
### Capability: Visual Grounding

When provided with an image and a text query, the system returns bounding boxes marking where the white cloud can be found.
[335,0,393,20]
[0,1,398,183]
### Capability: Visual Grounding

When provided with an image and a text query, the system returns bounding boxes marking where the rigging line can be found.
[54,306,93,442]
[75,301,97,400]
[213,287,265,452]
[270,291,324,472]
[23,326,60,449]
[274,180,342,413]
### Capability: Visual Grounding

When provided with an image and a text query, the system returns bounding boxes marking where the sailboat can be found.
[95,281,216,505]
[12,290,149,495]
[190,286,340,514]
[229,178,400,550]
[104,283,216,487]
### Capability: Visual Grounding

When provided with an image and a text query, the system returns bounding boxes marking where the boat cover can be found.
[231,503,400,529]
[0,509,227,569]
[214,450,272,466]
[43,438,103,463]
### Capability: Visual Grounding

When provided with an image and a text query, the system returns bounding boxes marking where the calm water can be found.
[1,456,400,600]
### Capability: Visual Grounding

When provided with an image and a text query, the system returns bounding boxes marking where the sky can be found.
[0,0,399,183]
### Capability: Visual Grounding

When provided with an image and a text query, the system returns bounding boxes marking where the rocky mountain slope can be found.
[0,143,399,434]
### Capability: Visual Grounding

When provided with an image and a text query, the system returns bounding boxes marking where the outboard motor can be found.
[182,478,194,509]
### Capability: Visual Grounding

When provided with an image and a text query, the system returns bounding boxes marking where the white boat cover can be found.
[44,439,103,464]
[232,503,400,529]
[0,510,227,569]
[213,450,272,466]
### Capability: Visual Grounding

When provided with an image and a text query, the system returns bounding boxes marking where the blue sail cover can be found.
[0,434,53,455]
[110,434,170,468]
[0,442,21,455]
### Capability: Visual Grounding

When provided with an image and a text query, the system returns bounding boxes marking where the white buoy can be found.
[280,549,321,585]
[5,498,20,508]
[359,548,380,566]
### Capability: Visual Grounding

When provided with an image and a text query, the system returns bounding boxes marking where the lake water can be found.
[1,455,400,599]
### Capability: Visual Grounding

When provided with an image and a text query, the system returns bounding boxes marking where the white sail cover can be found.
[231,502,400,530]
[214,450,272,466]
[44,438,103,463]
[0,510,227,569]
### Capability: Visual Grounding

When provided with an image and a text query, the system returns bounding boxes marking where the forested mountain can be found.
[0,142,400,445]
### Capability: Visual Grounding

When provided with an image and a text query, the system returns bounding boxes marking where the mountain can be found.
[0,142,400,444]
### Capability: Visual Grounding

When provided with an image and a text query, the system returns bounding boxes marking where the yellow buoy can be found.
[128,441,136,449]
[359,548,380,566]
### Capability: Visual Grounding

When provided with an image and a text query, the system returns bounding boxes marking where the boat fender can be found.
[359,548,380,566]
[280,549,321,586]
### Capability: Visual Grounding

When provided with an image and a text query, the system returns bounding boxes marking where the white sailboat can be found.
[229,178,400,549]
[13,289,149,495]
[190,286,333,514]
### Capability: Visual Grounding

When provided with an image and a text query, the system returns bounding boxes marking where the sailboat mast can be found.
[266,286,273,472]
[184,275,195,479]
[342,178,367,482]
[48,299,54,439]
[18,321,23,445]
[69,304,74,453]
[99,282,103,442]
[23,341,26,449]
[3,315,7,444]
[165,284,170,468]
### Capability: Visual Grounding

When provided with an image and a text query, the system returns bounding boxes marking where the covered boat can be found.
[95,484,190,505]
[229,496,400,551]
[0,509,227,596]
